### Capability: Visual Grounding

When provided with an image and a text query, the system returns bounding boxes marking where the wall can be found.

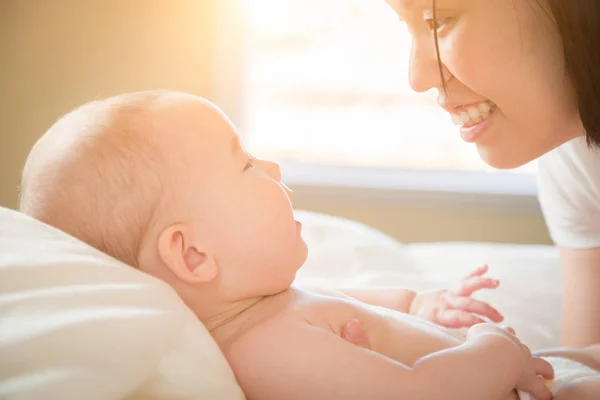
[0,0,552,245]
[294,192,551,244]
[0,0,216,208]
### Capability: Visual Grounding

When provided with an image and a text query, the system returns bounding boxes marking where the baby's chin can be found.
[285,252,309,287]
[297,238,309,263]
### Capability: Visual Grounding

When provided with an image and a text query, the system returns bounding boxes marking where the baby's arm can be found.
[338,287,416,312]
[225,319,525,400]
[336,265,503,328]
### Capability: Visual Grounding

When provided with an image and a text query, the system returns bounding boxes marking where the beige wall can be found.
[0,0,216,207]
[0,0,552,245]
[295,196,551,245]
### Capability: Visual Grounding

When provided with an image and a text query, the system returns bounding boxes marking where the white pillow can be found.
[0,207,244,400]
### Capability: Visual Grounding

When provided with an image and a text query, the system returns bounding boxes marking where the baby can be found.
[20,90,600,400]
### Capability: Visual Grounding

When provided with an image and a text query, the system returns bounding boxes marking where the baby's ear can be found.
[157,224,218,284]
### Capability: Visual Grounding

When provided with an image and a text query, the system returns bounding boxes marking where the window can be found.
[220,0,537,194]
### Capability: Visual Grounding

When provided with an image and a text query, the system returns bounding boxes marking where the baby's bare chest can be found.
[278,289,464,361]
[283,290,383,337]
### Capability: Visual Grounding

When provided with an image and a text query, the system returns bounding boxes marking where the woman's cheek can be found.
[441,17,506,90]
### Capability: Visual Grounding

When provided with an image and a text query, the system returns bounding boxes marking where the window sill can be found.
[282,163,541,214]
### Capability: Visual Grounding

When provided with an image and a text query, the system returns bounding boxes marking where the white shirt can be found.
[537,137,600,248]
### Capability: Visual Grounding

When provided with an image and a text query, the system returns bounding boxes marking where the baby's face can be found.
[157,95,308,299]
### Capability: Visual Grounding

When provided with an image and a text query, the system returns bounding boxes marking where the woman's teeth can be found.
[451,101,495,127]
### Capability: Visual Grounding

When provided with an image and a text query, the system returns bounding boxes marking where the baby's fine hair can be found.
[20,90,168,267]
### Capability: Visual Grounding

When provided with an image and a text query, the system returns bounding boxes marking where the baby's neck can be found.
[201,288,296,345]
[202,295,265,333]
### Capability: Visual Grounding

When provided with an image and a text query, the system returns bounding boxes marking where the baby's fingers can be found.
[532,357,555,380]
[519,375,553,400]
[464,264,489,279]
[451,276,500,297]
[445,296,504,322]
[501,325,516,335]
[436,310,485,328]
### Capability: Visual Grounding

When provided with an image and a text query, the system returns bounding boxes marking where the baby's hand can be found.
[410,265,504,328]
[467,324,554,400]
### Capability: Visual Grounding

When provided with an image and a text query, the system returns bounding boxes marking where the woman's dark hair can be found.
[432,0,600,147]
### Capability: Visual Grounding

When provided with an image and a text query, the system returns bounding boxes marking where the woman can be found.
[343,0,600,348]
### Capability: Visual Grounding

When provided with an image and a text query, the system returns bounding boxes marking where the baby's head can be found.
[20,90,307,309]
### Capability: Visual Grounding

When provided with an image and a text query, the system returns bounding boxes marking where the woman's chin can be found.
[476,145,536,170]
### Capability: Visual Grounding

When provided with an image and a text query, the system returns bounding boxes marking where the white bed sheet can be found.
[295,210,562,350]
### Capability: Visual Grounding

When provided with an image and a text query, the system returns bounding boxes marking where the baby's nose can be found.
[257,159,281,181]
[280,182,294,203]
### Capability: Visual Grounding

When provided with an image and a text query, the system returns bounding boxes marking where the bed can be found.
[0,206,562,399]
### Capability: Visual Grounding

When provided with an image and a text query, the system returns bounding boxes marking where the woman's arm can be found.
[559,247,600,347]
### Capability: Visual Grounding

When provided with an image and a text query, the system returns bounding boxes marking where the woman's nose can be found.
[408,36,448,93]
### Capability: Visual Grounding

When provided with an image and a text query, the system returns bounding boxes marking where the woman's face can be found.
[391,0,584,168]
